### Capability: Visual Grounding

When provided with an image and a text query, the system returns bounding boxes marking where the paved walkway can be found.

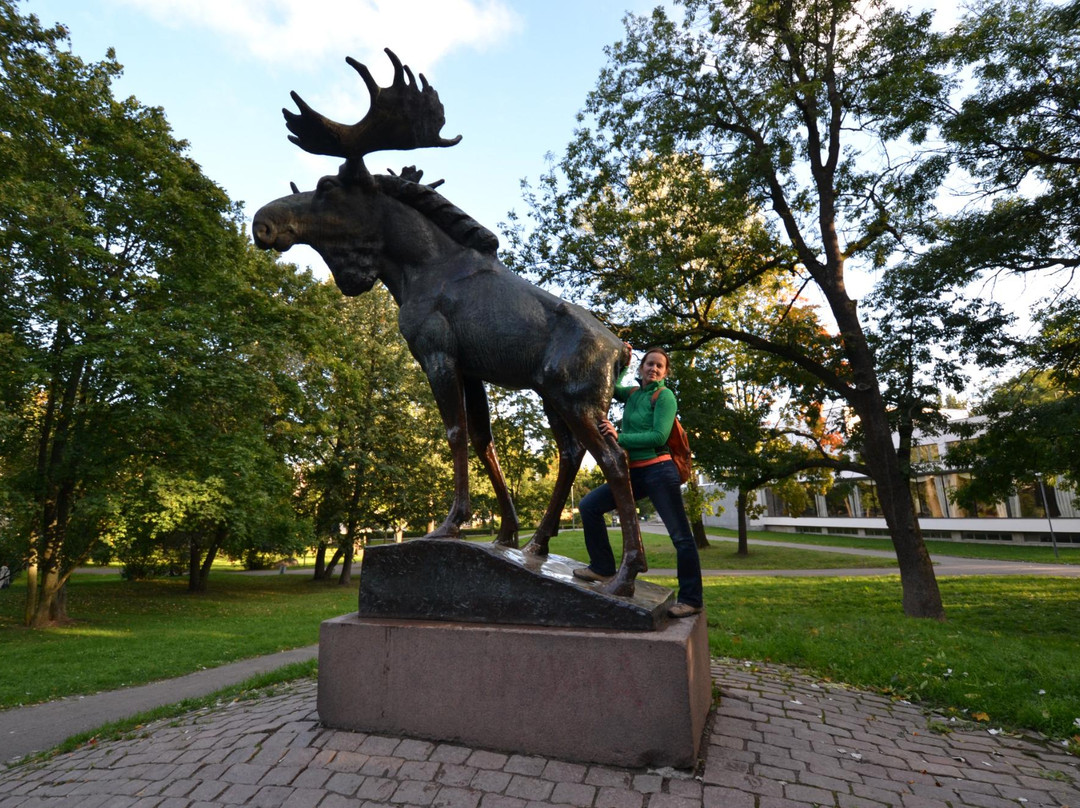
[0,648,319,765]
[1,658,1076,807]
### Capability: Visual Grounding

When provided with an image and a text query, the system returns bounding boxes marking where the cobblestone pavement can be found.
[1,660,1076,808]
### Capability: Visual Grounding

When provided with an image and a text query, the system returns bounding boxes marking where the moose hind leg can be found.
[523,400,584,557]
[464,378,519,548]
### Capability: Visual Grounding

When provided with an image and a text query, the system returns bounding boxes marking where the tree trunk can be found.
[30,567,62,627]
[323,547,343,580]
[691,517,709,550]
[23,550,39,627]
[338,544,353,584]
[338,522,355,585]
[48,582,68,622]
[198,534,221,591]
[188,538,202,591]
[736,489,749,556]
[817,259,945,619]
[188,528,222,592]
[859,405,944,619]
[313,541,328,579]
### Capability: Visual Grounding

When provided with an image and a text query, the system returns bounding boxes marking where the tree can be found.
[0,2,310,615]
[512,0,955,616]
[290,282,452,583]
[925,0,1080,283]
[861,266,1016,485]
[470,388,552,533]
[899,0,1080,515]
[675,333,858,554]
[123,241,318,592]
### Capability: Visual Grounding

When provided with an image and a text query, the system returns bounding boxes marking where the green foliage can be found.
[949,298,1080,505]
[507,0,962,618]
[289,283,453,562]
[0,2,317,614]
[469,388,553,531]
[927,0,1080,280]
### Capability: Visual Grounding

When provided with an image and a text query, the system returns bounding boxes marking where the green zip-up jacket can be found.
[613,376,677,463]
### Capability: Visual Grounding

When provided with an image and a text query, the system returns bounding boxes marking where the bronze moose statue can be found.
[252,50,647,596]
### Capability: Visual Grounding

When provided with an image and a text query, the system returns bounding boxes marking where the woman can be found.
[573,347,704,617]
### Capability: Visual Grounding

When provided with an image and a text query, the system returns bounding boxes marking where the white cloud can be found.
[114,0,521,69]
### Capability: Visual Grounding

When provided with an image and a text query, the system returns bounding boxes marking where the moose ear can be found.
[290,181,300,194]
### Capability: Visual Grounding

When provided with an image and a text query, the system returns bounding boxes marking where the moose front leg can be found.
[424,361,471,539]
[463,378,519,548]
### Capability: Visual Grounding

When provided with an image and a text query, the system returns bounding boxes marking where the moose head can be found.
[251,49,471,296]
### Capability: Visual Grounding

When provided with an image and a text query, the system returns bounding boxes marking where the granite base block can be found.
[317,611,712,769]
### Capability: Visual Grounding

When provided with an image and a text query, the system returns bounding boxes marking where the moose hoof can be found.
[521,539,549,557]
[425,524,461,540]
[492,533,519,549]
[600,573,636,598]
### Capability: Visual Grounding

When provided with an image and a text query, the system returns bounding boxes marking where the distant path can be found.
[641,524,1080,578]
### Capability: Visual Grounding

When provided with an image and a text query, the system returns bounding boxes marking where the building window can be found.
[911,476,946,518]
[943,473,1006,518]
[824,483,856,517]
[857,481,883,518]
[912,443,941,463]
[764,488,788,517]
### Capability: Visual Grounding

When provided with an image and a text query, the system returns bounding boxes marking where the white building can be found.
[700,413,1080,544]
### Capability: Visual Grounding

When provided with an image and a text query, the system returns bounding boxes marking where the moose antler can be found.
[284,48,461,161]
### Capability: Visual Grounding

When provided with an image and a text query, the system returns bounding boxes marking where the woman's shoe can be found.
[572,567,613,583]
[668,602,702,618]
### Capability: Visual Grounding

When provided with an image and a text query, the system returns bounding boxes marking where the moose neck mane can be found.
[375,175,499,255]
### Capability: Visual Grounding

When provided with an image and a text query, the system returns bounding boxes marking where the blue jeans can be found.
[578,459,703,607]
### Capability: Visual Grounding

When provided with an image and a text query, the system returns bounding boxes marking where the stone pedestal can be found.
[317,611,712,769]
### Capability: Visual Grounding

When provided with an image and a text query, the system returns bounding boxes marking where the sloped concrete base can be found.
[317,611,712,769]
[357,539,674,631]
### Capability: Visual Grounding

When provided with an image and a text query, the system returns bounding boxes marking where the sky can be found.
[22,0,1060,364]
[26,0,660,276]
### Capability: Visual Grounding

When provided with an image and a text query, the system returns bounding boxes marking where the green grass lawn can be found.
[1,537,1078,747]
[707,526,1080,565]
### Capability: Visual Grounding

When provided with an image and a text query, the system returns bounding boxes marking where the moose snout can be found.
[251,214,296,251]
